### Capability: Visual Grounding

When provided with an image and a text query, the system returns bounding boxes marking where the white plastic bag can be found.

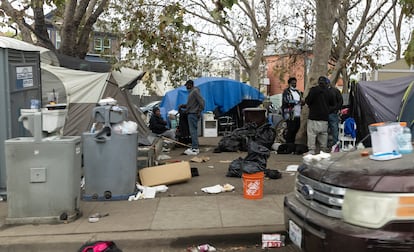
[113,121,138,134]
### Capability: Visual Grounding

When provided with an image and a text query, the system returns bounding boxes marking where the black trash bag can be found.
[244,141,270,170]
[277,143,296,154]
[214,136,242,152]
[254,123,276,149]
[265,169,282,179]
[215,123,256,152]
[242,160,263,174]
[226,157,244,177]
[295,144,309,155]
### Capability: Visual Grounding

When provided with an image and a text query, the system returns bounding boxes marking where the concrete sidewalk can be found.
[0,137,303,251]
[0,195,286,251]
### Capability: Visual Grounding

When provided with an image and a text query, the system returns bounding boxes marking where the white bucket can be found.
[369,122,402,155]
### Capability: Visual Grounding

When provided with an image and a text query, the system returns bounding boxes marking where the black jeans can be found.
[285,117,300,143]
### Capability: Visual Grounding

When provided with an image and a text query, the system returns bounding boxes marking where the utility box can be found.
[82,105,137,200]
[0,38,42,196]
[5,136,82,224]
[82,131,138,200]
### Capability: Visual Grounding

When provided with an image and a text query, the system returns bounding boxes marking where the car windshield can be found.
[141,101,160,110]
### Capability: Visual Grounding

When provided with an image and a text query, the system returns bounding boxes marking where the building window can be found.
[56,33,61,49]
[95,37,111,52]
[94,38,103,51]
[103,38,111,49]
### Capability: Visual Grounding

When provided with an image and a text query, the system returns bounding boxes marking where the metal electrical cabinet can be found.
[4,136,82,224]
[82,105,137,201]
[0,41,42,196]
[82,132,137,200]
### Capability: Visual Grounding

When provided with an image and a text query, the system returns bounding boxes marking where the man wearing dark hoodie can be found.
[179,80,205,155]
[305,76,331,154]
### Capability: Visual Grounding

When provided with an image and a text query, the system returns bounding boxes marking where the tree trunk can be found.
[32,0,56,51]
[295,0,341,145]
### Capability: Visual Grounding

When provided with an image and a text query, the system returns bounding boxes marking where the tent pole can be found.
[161,136,191,148]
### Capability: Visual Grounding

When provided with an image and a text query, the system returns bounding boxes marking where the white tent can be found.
[41,63,151,144]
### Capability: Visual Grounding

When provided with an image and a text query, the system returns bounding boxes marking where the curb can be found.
[0,225,286,251]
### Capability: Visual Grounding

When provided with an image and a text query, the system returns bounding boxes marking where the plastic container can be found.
[397,122,413,154]
[369,122,401,155]
[242,171,264,200]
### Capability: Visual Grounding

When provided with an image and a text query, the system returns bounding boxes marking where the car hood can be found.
[299,150,414,192]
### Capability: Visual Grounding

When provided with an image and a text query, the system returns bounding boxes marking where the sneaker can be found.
[184,148,199,155]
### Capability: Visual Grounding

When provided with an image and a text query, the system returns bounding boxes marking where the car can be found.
[283,150,414,251]
[140,100,161,125]
[140,100,161,114]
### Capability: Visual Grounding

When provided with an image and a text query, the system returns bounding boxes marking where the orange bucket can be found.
[242,171,264,200]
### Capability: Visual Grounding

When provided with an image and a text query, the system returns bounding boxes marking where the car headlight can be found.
[342,189,414,228]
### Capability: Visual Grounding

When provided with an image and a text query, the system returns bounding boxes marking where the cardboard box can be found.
[138,161,191,186]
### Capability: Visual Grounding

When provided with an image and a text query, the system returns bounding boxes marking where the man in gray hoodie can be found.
[179,80,205,155]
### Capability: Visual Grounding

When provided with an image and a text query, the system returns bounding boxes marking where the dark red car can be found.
[284,150,414,251]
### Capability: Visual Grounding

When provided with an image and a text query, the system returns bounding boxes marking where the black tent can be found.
[350,75,414,146]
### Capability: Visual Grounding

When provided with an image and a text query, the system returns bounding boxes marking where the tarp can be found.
[159,77,265,121]
[350,74,414,145]
[41,63,152,145]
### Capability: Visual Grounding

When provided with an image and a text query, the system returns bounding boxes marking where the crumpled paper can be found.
[190,156,210,163]
[128,184,168,201]
[201,184,235,194]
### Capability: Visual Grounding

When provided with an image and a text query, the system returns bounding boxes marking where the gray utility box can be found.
[4,136,82,224]
[82,131,137,200]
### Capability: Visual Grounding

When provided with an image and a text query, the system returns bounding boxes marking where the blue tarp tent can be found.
[159,77,265,122]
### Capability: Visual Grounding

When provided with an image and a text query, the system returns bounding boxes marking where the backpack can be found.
[78,241,122,252]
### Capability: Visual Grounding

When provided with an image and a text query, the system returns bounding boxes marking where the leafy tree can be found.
[108,0,201,91]
[400,0,414,65]
[183,0,274,88]
[0,0,107,57]
[0,0,202,92]
[330,0,398,92]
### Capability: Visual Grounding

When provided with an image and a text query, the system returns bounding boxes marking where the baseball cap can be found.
[184,80,194,87]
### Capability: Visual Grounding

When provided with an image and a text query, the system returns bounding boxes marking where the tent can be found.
[41,63,152,145]
[159,77,265,126]
[350,75,414,146]
[0,36,152,145]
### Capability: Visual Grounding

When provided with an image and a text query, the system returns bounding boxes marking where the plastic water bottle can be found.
[397,124,413,154]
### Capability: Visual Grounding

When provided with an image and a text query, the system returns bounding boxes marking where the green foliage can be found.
[109,0,201,90]
[400,0,414,17]
[404,30,414,66]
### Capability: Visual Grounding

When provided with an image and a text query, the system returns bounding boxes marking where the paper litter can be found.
[190,156,210,163]
[286,165,299,172]
[128,184,168,200]
[201,184,235,194]
[262,233,285,248]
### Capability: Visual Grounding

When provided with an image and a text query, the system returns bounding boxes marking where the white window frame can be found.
[94,38,103,51]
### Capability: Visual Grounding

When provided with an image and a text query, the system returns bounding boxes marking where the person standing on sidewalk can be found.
[282,77,303,143]
[179,80,205,155]
[327,79,343,148]
[305,76,331,154]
